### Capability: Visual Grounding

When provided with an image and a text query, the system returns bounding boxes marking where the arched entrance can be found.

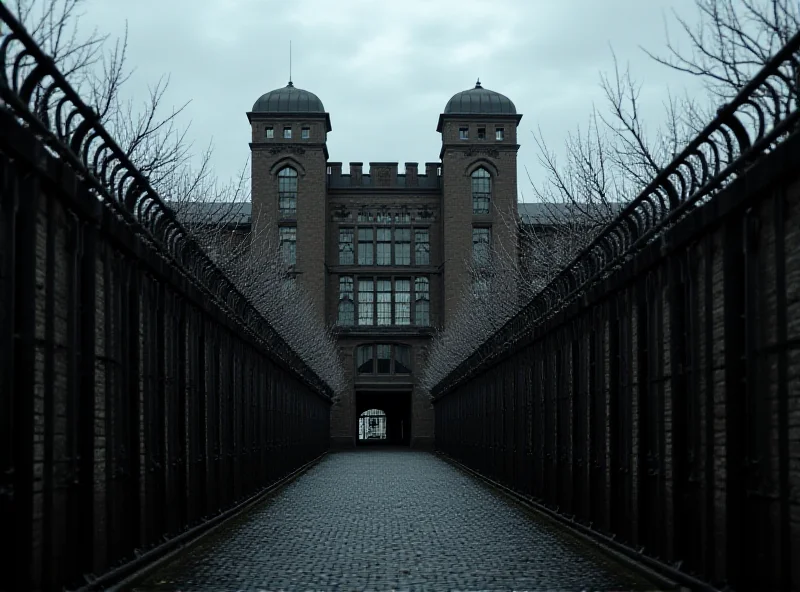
[358,409,387,442]
[356,391,411,446]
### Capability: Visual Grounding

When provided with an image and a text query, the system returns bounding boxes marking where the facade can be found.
[246,79,522,449]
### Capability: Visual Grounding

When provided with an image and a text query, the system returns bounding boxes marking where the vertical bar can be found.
[176,297,188,532]
[0,156,16,591]
[125,255,142,557]
[703,233,716,582]
[608,300,620,537]
[42,191,56,589]
[636,274,651,551]
[11,168,37,591]
[773,189,791,591]
[77,219,98,578]
[722,214,746,588]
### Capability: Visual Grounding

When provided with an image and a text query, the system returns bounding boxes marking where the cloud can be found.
[75,0,706,188]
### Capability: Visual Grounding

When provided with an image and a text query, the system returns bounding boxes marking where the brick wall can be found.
[439,116,520,327]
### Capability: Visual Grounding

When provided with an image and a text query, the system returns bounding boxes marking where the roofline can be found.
[247,110,332,132]
[436,112,522,133]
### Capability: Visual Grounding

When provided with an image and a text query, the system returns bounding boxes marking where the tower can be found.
[437,80,522,327]
[247,81,332,321]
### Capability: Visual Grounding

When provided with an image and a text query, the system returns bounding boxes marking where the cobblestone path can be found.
[133,449,667,592]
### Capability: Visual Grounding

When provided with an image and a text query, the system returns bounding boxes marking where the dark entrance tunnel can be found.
[356,391,411,446]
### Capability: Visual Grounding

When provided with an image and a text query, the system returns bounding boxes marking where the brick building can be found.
[244,79,522,449]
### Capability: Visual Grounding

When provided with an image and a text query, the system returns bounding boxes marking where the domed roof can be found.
[444,80,516,115]
[252,82,325,113]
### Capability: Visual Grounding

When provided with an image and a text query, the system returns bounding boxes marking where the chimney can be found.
[328,162,342,177]
[425,162,439,178]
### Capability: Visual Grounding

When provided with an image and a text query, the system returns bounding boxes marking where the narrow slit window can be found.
[339,228,354,265]
[358,228,374,265]
[394,279,411,325]
[376,344,391,374]
[357,345,374,374]
[279,226,296,266]
[278,167,298,218]
[394,345,412,374]
[415,277,430,326]
[376,227,392,266]
[394,228,411,265]
[377,280,392,325]
[358,279,374,325]
[471,168,491,214]
[414,229,430,265]
[337,276,354,326]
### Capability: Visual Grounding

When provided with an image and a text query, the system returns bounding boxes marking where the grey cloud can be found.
[78,0,705,191]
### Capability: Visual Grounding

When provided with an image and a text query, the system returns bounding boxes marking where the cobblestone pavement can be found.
[133,449,666,592]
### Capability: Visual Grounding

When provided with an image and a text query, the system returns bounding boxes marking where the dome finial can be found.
[475,78,482,88]
[288,40,293,87]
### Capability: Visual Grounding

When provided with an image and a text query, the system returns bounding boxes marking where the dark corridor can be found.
[356,391,411,446]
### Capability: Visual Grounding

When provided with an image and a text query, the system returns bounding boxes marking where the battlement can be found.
[327,162,441,190]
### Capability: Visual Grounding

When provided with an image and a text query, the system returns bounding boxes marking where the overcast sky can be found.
[76,0,706,200]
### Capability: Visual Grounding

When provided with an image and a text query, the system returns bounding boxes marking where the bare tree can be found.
[5,0,197,193]
[197,211,347,397]
[4,0,348,395]
[646,0,799,101]
[421,0,799,391]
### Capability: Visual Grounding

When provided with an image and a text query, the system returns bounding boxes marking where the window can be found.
[377,280,392,325]
[346,276,427,327]
[358,279,374,325]
[338,277,354,326]
[394,228,411,265]
[415,277,430,326]
[301,127,310,139]
[265,126,274,139]
[376,344,392,374]
[376,228,392,266]
[278,167,298,218]
[358,228,374,265]
[339,228,354,265]
[394,345,411,374]
[473,276,490,298]
[459,127,469,140]
[472,227,491,268]
[496,127,505,141]
[394,279,411,325]
[279,226,296,266]
[283,127,292,139]
[356,344,412,375]
[477,127,486,139]
[356,345,373,374]
[472,168,491,214]
[414,229,430,265]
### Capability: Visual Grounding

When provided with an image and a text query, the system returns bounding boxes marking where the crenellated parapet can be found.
[327,162,442,190]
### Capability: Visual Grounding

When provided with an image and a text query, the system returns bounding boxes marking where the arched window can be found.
[337,276,354,326]
[471,168,491,214]
[414,277,430,326]
[278,167,298,218]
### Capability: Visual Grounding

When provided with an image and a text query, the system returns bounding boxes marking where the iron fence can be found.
[0,6,332,591]
[433,32,800,592]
